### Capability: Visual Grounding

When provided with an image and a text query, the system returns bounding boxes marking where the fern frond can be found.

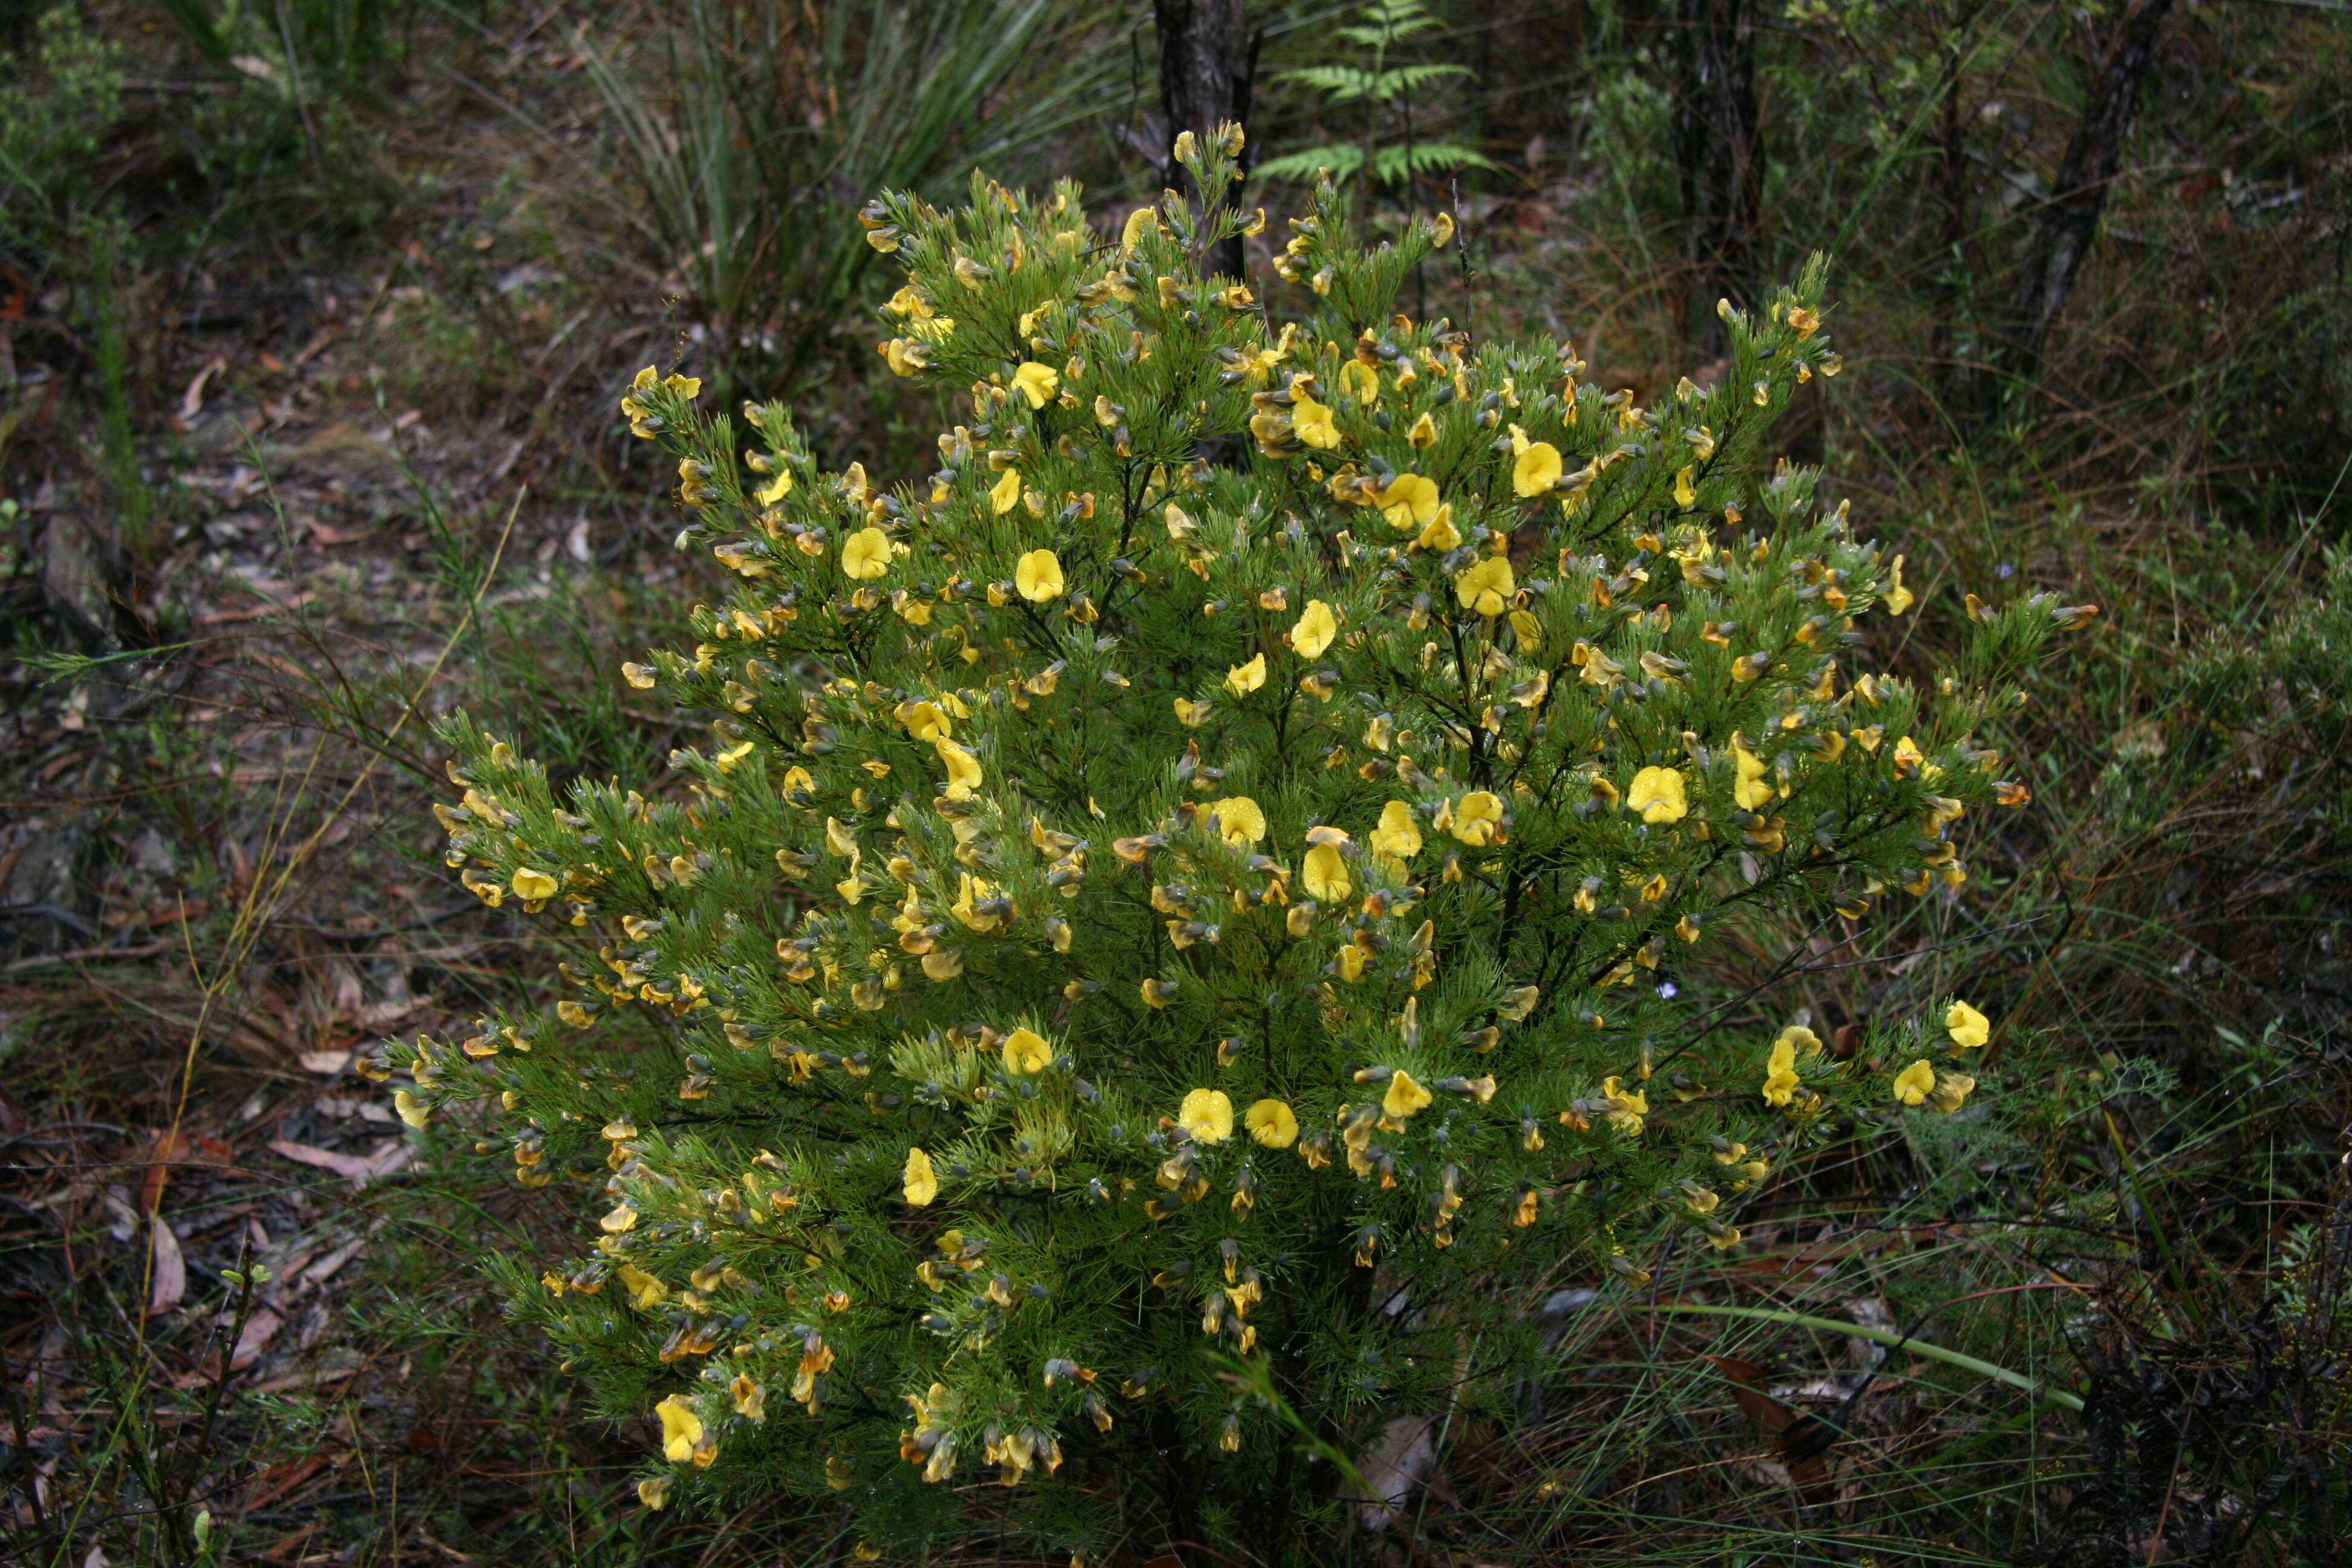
[1252,146,1368,184]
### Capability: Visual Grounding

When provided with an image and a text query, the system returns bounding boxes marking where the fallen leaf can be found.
[139,1129,241,1212]
[304,1236,367,1286]
[180,355,230,420]
[270,1137,411,1187]
[298,1050,354,1075]
[1703,1354,1839,1487]
[230,1307,285,1371]
[149,1217,186,1314]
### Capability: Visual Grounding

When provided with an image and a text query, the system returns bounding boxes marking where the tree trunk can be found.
[1155,0,1255,283]
[2002,0,2178,384]
[1671,0,1762,359]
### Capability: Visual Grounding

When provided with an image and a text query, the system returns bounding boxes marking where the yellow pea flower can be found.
[511,866,558,901]
[1016,548,1066,601]
[1246,1099,1299,1148]
[622,661,658,688]
[1225,653,1267,697]
[1413,505,1461,553]
[1292,390,1342,449]
[638,1477,671,1510]
[1381,1070,1433,1121]
[1599,1076,1647,1135]
[1378,473,1440,530]
[1777,1025,1823,1059]
[394,1089,430,1128]
[1011,362,1060,408]
[1179,1088,1235,1143]
[1302,842,1352,901]
[1338,359,1380,405]
[1174,696,1214,727]
[1945,1000,1990,1051]
[1446,791,1504,846]
[756,468,793,505]
[1892,1059,1936,1106]
[1291,599,1338,658]
[950,872,1003,931]
[1370,800,1422,861]
[1406,412,1437,448]
[1760,1029,1803,1106]
[935,739,982,800]
[1206,796,1266,846]
[1731,735,1775,810]
[1929,1070,1976,1113]
[903,1146,939,1205]
[1512,441,1562,497]
[1892,735,1926,776]
[841,526,893,580]
[1455,557,1516,616]
[895,699,952,742]
[1002,1027,1053,1075]
[1673,466,1696,508]
[990,466,1022,515]
[618,1263,667,1310]
[656,1394,704,1462]
[1625,766,1688,824]
[1884,554,1915,615]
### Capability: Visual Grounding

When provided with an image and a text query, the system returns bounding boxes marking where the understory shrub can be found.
[381,134,2089,1560]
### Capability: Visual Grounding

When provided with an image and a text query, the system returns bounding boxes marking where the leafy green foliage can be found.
[0,8,126,278]
[1253,0,1495,190]
[382,136,2080,1559]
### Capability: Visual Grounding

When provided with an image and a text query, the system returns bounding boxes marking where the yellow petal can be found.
[935,739,983,800]
[1290,599,1338,659]
[656,1394,704,1462]
[1892,1059,1936,1106]
[1002,1027,1053,1074]
[1454,557,1515,616]
[1370,799,1422,860]
[1016,548,1066,601]
[1178,1088,1234,1143]
[1292,391,1342,449]
[1377,473,1439,529]
[1244,1099,1298,1148]
[1207,796,1266,845]
[903,1146,939,1205]
[1625,766,1687,824]
[1302,842,1351,902]
[1511,441,1562,497]
[841,526,893,580]
[1380,1070,1432,1120]
[1012,362,1060,408]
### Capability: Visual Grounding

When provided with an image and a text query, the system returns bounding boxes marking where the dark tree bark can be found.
[2002,0,2178,383]
[1671,0,1763,358]
[1155,0,1255,282]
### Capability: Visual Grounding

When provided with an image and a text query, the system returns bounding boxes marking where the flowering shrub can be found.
[382,132,2086,1558]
